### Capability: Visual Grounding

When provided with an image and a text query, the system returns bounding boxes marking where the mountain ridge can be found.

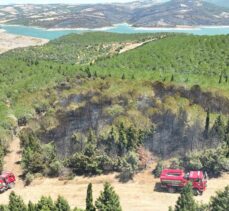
[0,0,228,29]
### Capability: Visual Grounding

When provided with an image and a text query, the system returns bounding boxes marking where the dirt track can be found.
[1,137,229,211]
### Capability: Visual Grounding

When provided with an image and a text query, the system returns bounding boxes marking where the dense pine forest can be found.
[0,32,228,187]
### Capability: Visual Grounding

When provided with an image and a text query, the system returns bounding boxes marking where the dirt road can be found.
[119,38,156,54]
[3,136,24,188]
[1,137,229,210]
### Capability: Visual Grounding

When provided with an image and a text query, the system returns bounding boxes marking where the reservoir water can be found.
[1,23,229,40]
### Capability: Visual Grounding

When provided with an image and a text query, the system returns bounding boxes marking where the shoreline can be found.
[1,23,229,32]
[0,30,49,54]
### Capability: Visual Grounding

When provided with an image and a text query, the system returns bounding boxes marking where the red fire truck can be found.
[160,169,207,195]
[0,172,16,193]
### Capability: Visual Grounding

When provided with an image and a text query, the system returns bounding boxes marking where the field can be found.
[1,137,229,211]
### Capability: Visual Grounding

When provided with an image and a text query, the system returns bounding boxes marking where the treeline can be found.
[180,114,229,177]
[19,128,62,184]
[19,124,147,182]
[170,183,229,211]
[153,113,229,178]
[0,182,122,211]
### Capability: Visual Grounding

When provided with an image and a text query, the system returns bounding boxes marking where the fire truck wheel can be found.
[8,182,15,189]
[168,187,175,193]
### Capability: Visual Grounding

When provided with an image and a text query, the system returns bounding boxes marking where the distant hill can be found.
[131,0,229,27]
[0,0,228,28]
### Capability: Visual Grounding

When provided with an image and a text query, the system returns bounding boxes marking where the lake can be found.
[1,23,229,40]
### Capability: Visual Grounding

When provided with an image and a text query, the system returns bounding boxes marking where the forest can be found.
[0,32,228,183]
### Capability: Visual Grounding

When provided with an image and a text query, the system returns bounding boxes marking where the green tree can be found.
[219,73,223,84]
[209,186,229,211]
[118,123,128,156]
[121,73,125,80]
[0,205,9,211]
[204,109,210,138]
[126,126,139,151]
[153,162,163,178]
[28,201,36,211]
[210,115,225,141]
[55,196,71,211]
[174,183,197,211]
[36,196,56,211]
[225,119,229,135]
[95,182,122,211]
[87,129,96,144]
[8,192,27,211]
[86,183,95,211]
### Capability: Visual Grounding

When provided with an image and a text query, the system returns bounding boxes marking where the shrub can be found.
[209,186,229,211]
[25,173,34,186]
[8,192,27,211]
[55,196,71,211]
[153,162,164,178]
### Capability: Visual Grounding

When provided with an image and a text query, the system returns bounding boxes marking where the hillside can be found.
[0,29,228,210]
[92,34,229,92]
[131,0,229,27]
[0,0,229,28]
[0,32,228,170]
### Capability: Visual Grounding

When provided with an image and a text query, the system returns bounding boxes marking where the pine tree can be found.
[0,205,9,211]
[154,162,163,178]
[219,73,222,84]
[210,115,225,141]
[36,196,56,211]
[86,183,95,211]
[87,129,96,144]
[225,119,229,135]
[118,123,128,156]
[209,186,229,211]
[85,67,91,78]
[95,182,122,211]
[106,126,119,155]
[170,74,174,82]
[121,73,125,80]
[204,109,210,138]
[174,183,197,211]
[8,192,27,211]
[28,201,36,211]
[55,196,71,211]
[126,126,139,150]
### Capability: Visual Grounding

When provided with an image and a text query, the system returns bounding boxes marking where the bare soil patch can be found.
[1,137,229,211]
[0,31,48,54]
